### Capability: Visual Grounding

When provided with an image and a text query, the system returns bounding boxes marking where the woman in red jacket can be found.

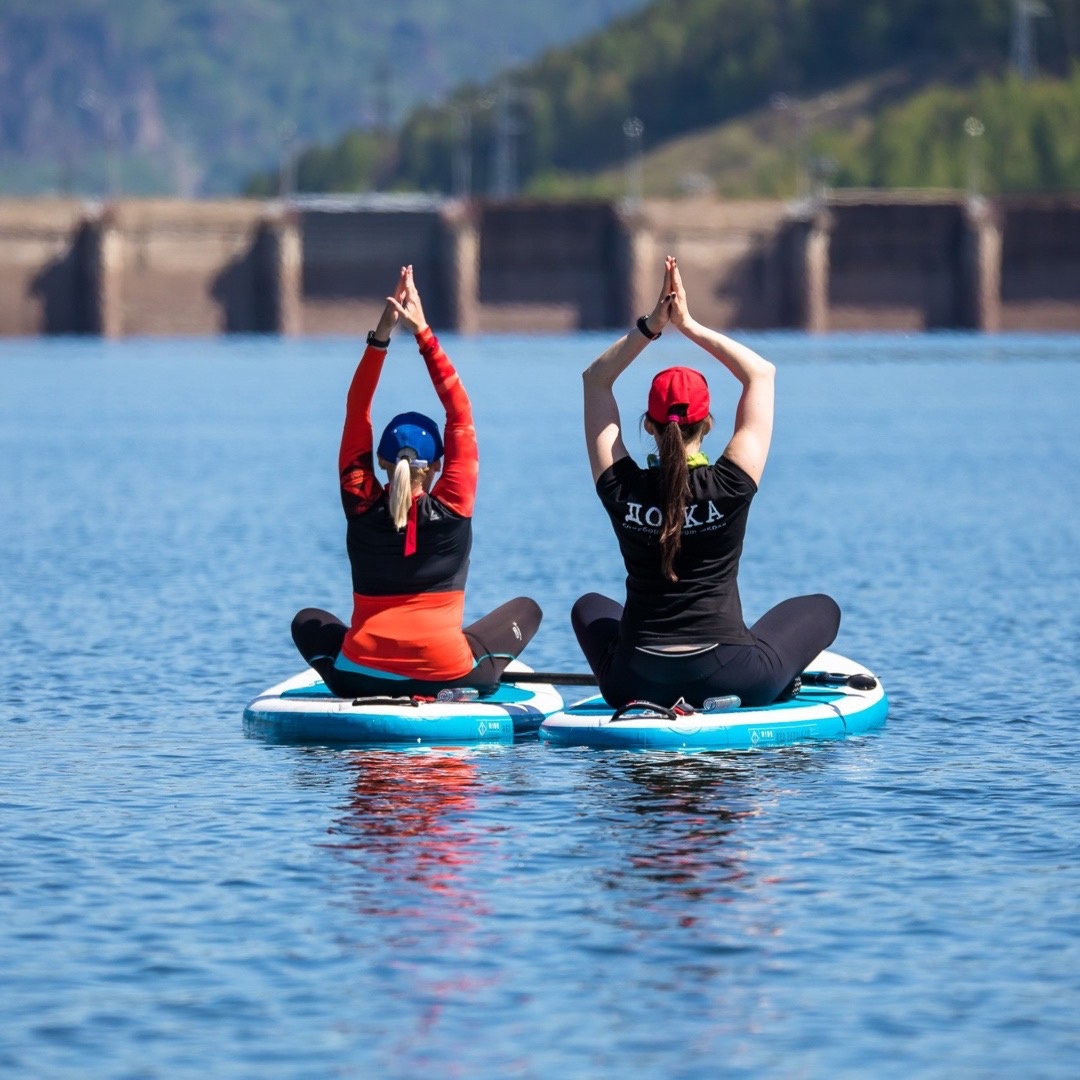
[291,266,541,698]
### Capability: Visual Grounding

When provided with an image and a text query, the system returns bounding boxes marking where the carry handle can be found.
[801,671,878,691]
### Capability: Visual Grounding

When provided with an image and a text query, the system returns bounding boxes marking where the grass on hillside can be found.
[528,65,978,200]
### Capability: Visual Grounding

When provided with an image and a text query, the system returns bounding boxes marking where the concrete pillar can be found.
[268,209,302,335]
[85,204,125,339]
[964,198,1002,332]
[804,209,831,334]
[618,204,658,326]
[783,206,832,332]
[441,201,480,334]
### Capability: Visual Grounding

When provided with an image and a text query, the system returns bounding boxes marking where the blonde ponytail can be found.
[388,457,414,529]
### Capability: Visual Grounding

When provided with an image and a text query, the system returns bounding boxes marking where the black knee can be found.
[513,596,543,635]
[571,592,622,633]
[290,608,346,665]
[291,608,317,642]
[501,596,542,654]
[813,594,842,643]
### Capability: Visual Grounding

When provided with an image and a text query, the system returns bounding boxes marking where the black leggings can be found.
[291,597,542,698]
[571,592,841,709]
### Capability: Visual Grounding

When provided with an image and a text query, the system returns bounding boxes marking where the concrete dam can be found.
[1,193,1077,337]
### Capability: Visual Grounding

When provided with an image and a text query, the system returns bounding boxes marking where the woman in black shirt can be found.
[573,255,840,708]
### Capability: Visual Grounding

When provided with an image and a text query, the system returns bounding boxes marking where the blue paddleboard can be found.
[538,650,887,751]
[243,660,563,745]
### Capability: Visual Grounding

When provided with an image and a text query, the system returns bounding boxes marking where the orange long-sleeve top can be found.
[336,327,480,680]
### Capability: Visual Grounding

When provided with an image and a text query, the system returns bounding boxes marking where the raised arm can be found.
[583,256,676,483]
[338,269,406,516]
[388,265,478,516]
[668,258,775,485]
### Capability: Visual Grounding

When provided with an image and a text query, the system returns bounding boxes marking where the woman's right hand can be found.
[372,265,408,341]
[386,264,429,336]
[642,255,676,337]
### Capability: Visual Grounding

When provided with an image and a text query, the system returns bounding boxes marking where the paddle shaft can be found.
[501,671,598,686]
[505,669,875,690]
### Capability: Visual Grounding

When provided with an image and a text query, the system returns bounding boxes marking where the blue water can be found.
[3,331,1079,1078]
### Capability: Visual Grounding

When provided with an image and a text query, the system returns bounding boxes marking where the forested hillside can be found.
[0,0,650,195]
[264,0,1080,198]
[6,0,1079,199]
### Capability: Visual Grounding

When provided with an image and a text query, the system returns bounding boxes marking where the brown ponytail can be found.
[654,415,709,582]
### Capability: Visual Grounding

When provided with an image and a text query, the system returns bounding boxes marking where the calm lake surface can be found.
[3,330,1079,1078]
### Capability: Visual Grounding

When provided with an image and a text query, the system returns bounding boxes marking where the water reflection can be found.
[307,747,513,1043]
[592,750,831,926]
[321,748,496,927]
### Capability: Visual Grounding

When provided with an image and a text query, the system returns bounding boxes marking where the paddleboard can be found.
[243,659,563,745]
[538,650,887,751]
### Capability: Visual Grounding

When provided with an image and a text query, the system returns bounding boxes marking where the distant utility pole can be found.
[373,55,393,133]
[770,91,837,200]
[452,104,472,199]
[278,121,298,199]
[492,78,518,198]
[1011,0,1051,80]
[623,116,644,204]
[78,89,122,197]
[964,116,986,199]
[490,78,539,199]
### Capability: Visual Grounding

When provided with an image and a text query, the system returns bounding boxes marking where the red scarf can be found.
[404,492,418,556]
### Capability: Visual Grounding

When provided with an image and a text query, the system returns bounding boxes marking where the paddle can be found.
[500,671,599,686]
[502,670,877,691]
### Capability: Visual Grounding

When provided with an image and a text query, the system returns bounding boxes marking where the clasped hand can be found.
[644,254,690,336]
[372,264,429,341]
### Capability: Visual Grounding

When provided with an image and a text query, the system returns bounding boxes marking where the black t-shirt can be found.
[595,454,757,646]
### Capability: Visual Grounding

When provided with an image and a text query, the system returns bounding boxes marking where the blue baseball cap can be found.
[377,411,444,468]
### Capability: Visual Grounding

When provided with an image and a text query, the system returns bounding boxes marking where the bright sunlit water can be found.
[3,331,1079,1078]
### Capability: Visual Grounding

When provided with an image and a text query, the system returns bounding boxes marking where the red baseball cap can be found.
[647,366,710,425]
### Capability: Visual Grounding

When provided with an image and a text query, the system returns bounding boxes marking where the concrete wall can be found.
[999,197,1080,331]
[825,196,972,331]
[0,199,293,337]
[0,200,97,334]
[474,201,629,331]
[0,194,1077,337]
[633,198,793,329]
[103,200,285,336]
[299,203,453,334]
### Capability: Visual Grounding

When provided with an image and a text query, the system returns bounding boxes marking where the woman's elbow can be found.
[582,364,609,390]
[755,359,776,384]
